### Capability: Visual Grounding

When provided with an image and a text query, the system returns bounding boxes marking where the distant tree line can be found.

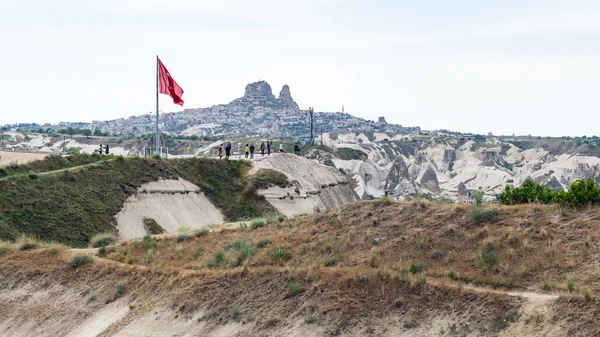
[499,178,600,208]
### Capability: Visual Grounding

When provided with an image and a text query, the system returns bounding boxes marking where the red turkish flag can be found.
[158,57,184,106]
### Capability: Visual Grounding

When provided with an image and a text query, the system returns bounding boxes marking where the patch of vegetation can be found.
[478,242,498,268]
[0,241,13,256]
[194,229,208,237]
[372,195,392,207]
[71,255,94,268]
[335,148,368,161]
[143,217,165,235]
[257,238,271,248]
[249,169,290,189]
[90,233,116,248]
[472,207,497,223]
[271,247,289,265]
[176,233,187,243]
[250,218,266,229]
[288,281,301,296]
[0,157,278,246]
[499,178,600,208]
[0,153,109,179]
[409,260,427,274]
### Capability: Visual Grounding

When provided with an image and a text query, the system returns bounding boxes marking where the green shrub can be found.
[472,207,497,223]
[478,242,498,267]
[372,195,392,207]
[115,282,127,297]
[176,233,187,243]
[28,173,38,180]
[194,229,208,237]
[472,190,484,206]
[271,247,289,265]
[143,218,165,235]
[90,233,116,248]
[19,242,39,251]
[249,169,290,189]
[71,255,93,267]
[257,238,271,248]
[0,242,13,256]
[409,260,427,274]
[324,258,337,267]
[98,246,106,256]
[335,148,367,161]
[499,178,600,208]
[567,276,576,293]
[288,281,301,296]
[214,251,225,263]
[250,218,266,230]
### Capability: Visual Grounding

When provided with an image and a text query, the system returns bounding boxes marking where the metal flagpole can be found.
[155,55,160,155]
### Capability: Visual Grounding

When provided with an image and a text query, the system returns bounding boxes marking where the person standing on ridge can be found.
[245,144,249,159]
[260,142,266,156]
[279,143,284,153]
[225,142,232,159]
[250,144,255,159]
[218,144,223,159]
[294,142,299,155]
[105,144,110,155]
[98,144,103,155]
[267,141,271,156]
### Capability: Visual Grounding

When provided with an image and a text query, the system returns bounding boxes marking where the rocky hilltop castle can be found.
[12,81,420,139]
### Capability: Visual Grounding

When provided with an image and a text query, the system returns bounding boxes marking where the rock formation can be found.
[277,85,299,109]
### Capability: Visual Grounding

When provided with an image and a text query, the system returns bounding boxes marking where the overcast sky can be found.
[1,0,599,136]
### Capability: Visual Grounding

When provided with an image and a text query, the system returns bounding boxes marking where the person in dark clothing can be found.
[249,144,255,159]
[260,142,266,156]
[225,142,232,159]
[218,144,223,159]
[267,141,271,155]
[293,143,299,155]
[105,144,110,155]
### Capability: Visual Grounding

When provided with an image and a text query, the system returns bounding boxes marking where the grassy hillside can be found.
[1,201,599,335]
[0,155,278,246]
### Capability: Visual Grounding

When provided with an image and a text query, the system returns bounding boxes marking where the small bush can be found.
[0,242,14,256]
[143,217,165,235]
[478,242,498,267]
[472,190,484,206]
[271,247,289,265]
[567,276,576,293]
[583,289,592,302]
[324,258,337,267]
[372,195,392,207]
[250,169,290,189]
[288,281,301,296]
[90,233,116,248]
[194,247,205,257]
[115,282,127,297]
[173,246,183,258]
[194,229,208,237]
[98,246,106,256]
[472,207,497,223]
[71,255,93,268]
[28,173,38,180]
[257,238,271,248]
[277,214,286,222]
[176,233,187,243]
[409,260,427,274]
[251,218,266,230]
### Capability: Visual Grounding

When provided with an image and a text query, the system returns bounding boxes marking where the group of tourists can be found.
[217,140,301,160]
[97,144,110,155]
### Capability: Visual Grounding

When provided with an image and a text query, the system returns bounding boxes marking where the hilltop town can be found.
[4,81,421,139]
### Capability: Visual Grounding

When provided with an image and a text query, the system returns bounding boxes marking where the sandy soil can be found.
[0,151,47,167]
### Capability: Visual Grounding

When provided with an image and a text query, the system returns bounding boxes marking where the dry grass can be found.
[105,201,600,293]
[2,200,600,335]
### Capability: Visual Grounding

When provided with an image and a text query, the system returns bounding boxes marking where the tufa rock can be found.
[277,85,299,109]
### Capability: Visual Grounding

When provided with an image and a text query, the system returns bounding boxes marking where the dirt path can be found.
[428,278,561,336]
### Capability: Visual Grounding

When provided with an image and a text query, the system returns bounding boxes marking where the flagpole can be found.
[155,55,160,155]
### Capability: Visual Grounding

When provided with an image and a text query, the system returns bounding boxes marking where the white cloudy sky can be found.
[0,0,599,136]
